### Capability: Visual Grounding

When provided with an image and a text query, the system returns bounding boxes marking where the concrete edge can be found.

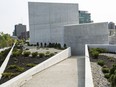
[0,43,16,79]
[85,44,94,87]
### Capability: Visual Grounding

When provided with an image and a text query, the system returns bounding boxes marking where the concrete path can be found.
[77,56,85,87]
[21,56,78,87]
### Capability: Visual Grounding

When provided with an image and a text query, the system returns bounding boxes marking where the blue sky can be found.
[0,0,116,35]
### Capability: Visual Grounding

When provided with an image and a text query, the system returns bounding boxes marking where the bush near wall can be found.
[89,48,108,58]
[32,52,38,57]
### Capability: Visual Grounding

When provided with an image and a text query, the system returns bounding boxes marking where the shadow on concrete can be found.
[77,56,85,87]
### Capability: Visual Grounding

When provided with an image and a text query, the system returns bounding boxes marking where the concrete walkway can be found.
[77,56,85,87]
[21,56,78,87]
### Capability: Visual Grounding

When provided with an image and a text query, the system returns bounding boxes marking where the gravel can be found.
[100,53,116,59]
[91,62,110,87]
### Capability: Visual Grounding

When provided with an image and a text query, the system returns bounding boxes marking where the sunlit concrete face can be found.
[64,22,109,55]
[28,2,79,44]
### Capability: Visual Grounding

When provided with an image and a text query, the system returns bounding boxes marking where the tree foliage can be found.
[0,33,14,48]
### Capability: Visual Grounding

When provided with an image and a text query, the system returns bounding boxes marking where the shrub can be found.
[46,51,50,54]
[90,50,99,58]
[89,48,108,58]
[30,44,33,46]
[57,43,61,49]
[14,58,18,63]
[49,53,55,57]
[45,54,50,57]
[44,43,47,47]
[0,52,5,61]
[104,73,110,79]
[32,52,38,57]
[34,44,36,46]
[97,60,105,66]
[40,43,43,47]
[110,72,116,87]
[23,51,31,57]
[54,52,58,54]
[39,53,45,58]
[12,51,18,57]
[1,48,10,57]
[108,57,115,62]
[63,44,67,49]
[48,43,52,47]
[12,50,22,57]
[8,65,17,69]
[103,65,108,68]
[96,48,108,53]
[25,48,29,50]
[110,64,116,75]
[26,63,36,67]
[102,67,110,73]
[16,66,25,72]
[37,42,39,47]
[2,72,16,79]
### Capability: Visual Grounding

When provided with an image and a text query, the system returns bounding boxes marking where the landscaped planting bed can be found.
[0,48,11,66]
[0,44,59,84]
[89,48,116,87]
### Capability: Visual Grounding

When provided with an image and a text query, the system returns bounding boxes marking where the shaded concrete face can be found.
[28,2,79,44]
[64,22,109,55]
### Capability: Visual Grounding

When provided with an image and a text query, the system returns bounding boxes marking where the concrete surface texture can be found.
[29,2,79,45]
[21,56,78,87]
[77,56,85,87]
[109,35,116,44]
[64,22,109,55]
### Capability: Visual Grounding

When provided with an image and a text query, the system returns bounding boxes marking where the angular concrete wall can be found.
[28,2,79,44]
[64,22,109,55]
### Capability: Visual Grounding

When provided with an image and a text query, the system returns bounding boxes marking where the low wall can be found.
[88,44,116,52]
[64,22,109,55]
[0,43,15,79]
[85,44,116,87]
[85,44,94,87]
[0,47,71,87]
[0,47,10,52]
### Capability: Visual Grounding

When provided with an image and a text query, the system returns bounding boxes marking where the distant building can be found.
[13,24,26,39]
[79,10,92,24]
[108,22,115,29]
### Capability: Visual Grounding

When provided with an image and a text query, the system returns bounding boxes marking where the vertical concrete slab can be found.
[28,2,79,44]
[64,22,109,55]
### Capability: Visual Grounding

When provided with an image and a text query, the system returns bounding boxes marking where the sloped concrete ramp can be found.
[21,57,77,87]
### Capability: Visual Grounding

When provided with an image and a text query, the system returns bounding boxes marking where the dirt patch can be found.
[0,55,50,84]
[90,54,116,69]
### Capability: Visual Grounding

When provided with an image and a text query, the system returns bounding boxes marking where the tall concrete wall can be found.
[28,2,79,44]
[64,22,109,55]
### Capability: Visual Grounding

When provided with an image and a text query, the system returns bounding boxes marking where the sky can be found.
[0,0,116,35]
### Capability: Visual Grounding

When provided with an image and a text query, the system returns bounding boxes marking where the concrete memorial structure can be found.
[29,2,79,45]
[64,22,109,55]
[28,2,109,55]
